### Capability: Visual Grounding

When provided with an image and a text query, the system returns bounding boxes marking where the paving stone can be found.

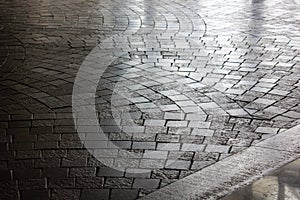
[188,121,211,128]
[125,169,152,178]
[251,87,271,93]
[21,189,50,200]
[114,158,140,168]
[180,135,205,144]
[151,169,180,180]
[159,105,180,111]
[164,112,185,120]
[61,157,87,167]
[14,133,37,142]
[165,160,191,170]
[133,179,160,189]
[186,114,207,121]
[42,168,68,178]
[205,145,231,154]
[181,106,204,113]
[35,141,59,149]
[226,109,249,116]
[139,159,165,169]
[136,103,157,109]
[254,98,276,105]
[14,169,41,179]
[0,180,19,199]
[166,121,188,127]
[111,189,139,200]
[97,167,124,177]
[264,106,287,114]
[0,170,12,181]
[176,101,197,107]
[104,178,133,188]
[15,150,41,159]
[225,89,245,95]
[255,127,279,134]
[76,177,104,188]
[156,134,180,143]
[118,149,143,159]
[156,143,181,151]
[123,126,145,133]
[144,119,166,126]
[94,149,118,158]
[227,138,253,147]
[41,149,67,158]
[181,144,206,152]
[194,152,219,161]
[8,159,34,169]
[132,142,156,150]
[70,167,96,177]
[269,89,290,96]
[49,178,75,188]
[19,179,46,190]
[168,127,192,135]
[191,128,214,136]
[143,150,168,159]
[80,189,109,200]
[168,151,194,161]
[283,111,300,119]
[51,189,81,200]
[169,95,189,101]
[108,141,132,149]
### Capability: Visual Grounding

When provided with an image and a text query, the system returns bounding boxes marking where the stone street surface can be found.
[0,0,300,199]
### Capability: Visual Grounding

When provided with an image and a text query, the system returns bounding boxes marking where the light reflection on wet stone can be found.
[222,158,300,200]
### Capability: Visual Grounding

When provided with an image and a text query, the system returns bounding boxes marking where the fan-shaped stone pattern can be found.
[0,0,300,199]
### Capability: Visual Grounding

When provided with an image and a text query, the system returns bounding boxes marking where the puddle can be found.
[221,158,300,200]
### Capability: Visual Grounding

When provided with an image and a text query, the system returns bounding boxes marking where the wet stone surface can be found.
[0,30,26,78]
[0,0,300,199]
[221,158,300,200]
[0,42,8,67]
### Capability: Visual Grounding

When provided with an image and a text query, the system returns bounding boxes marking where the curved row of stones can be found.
[0,0,299,199]
[74,0,300,198]
[0,30,26,79]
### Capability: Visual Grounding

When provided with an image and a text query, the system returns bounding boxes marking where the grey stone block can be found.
[76,177,104,188]
[143,150,168,159]
[42,168,68,178]
[132,142,156,150]
[139,159,165,169]
[132,178,160,189]
[22,189,50,200]
[157,143,181,151]
[104,178,133,188]
[165,160,191,170]
[80,189,109,200]
[97,167,124,177]
[110,189,139,200]
[191,128,214,136]
[51,189,80,200]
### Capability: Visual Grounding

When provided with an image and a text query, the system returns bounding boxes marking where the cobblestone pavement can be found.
[0,0,300,199]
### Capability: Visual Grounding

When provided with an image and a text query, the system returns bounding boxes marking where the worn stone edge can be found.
[142,124,300,200]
